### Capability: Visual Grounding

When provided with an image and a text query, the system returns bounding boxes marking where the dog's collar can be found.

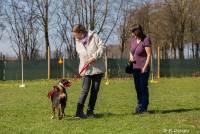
[59,82,64,88]
[57,85,63,91]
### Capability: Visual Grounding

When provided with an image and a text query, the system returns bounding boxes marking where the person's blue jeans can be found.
[78,74,103,111]
[132,68,150,111]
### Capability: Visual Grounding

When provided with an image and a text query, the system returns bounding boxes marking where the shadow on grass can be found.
[65,112,132,120]
[64,108,200,120]
[148,108,200,114]
[95,112,131,118]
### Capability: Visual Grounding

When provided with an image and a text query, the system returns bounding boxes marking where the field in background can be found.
[0,77,200,134]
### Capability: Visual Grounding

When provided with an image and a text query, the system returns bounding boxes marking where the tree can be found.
[186,0,200,59]
[34,0,56,59]
[56,0,122,59]
[126,0,200,59]
[5,0,40,60]
[0,0,6,40]
[118,0,135,59]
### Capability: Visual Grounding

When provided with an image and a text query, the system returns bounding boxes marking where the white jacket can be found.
[75,30,106,76]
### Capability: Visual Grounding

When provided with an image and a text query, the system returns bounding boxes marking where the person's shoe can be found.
[75,103,87,119]
[133,104,145,114]
[144,105,148,112]
[74,113,87,119]
[86,110,95,118]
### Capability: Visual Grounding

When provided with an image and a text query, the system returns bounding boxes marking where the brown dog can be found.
[47,79,71,120]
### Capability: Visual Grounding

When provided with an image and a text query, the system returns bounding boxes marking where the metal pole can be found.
[48,46,50,80]
[150,51,158,83]
[150,55,154,80]
[63,55,65,78]
[157,46,160,79]
[19,52,25,88]
[3,55,6,81]
[105,52,109,85]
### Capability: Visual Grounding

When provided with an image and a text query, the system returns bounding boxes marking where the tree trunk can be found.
[164,45,168,59]
[191,43,195,59]
[173,47,176,59]
[45,22,50,59]
[178,44,184,59]
[195,43,199,59]
[45,0,49,60]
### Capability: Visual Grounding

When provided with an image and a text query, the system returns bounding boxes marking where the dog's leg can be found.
[58,104,62,120]
[51,106,55,119]
[61,103,66,117]
[60,94,67,118]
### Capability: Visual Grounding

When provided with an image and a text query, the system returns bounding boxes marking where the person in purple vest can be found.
[129,24,152,114]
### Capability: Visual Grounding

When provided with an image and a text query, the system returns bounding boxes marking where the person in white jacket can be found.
[72,24,106,118]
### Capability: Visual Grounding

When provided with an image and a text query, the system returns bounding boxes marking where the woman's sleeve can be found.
[91,33,106,60]
[143,37,152,47]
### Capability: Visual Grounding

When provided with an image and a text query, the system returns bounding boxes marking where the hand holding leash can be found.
[85,57,95,65]
[79,63,89,75]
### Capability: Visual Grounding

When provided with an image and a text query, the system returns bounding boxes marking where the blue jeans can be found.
[78,74,103,111]
[132,69,150,111]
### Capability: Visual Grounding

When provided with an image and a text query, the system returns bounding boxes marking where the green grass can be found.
[0,77,200,134]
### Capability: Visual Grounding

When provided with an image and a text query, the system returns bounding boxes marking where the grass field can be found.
[0,77,200,134]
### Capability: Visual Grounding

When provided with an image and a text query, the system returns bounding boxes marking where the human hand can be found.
[129,57,136,64]
[129,56,134,62]
[141,67,146,74]
[130,56,136,62]
[85,57,95,65]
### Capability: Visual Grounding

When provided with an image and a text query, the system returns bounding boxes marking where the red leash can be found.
[79,64,89,75]
[74,63,89,79]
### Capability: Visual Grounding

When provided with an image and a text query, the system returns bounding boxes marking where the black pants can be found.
[78,74,103,111]
[132,69,150,110]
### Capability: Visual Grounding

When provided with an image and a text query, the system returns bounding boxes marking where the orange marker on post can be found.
[58,58,63,64]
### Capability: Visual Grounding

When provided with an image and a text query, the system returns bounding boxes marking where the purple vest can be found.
[131,36,151,70]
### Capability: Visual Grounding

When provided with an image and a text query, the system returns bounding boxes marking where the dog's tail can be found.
[47,91,53,98]
[47,86,57,98]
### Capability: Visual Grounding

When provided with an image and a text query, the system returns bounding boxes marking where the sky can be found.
[0,0,192,59]
[0,37,15,56]
[0,0,123,57]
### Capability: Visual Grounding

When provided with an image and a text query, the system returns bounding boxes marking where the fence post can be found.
[3,55,6,81]
[19,53,25,88]
[105,52,109,85]
[157,46,160,79]
[48,46,50,80]
[63,55,65,78]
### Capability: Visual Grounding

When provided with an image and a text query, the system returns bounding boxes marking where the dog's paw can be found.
[51,116,55,119]
[61,113,65,117]
[59,116,63,120]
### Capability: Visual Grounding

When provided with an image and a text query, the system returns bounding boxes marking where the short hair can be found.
[72,24,87,34]
[131,24,145,40]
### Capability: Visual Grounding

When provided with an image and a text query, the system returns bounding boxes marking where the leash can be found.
[79,63,89,75]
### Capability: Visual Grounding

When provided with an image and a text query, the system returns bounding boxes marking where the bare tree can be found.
[56,0,77,59]
[118,0,135,59]
[5,0,40,60]
[0,0,6,40]
[127,0,200,59]
[34,0,57,59]
[56,0,122,59]
[186,0,200,59]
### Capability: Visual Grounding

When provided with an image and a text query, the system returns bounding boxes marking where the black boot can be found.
[86,109,95,118]
[133,104,148,114]
[75,103,87,118]
[133,104,143,114]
